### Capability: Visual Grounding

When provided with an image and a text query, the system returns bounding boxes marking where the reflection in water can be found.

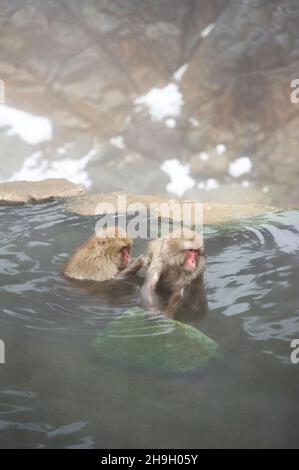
[0,202,299,448]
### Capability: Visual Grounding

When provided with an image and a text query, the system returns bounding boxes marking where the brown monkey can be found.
[140,228,205,317]
[63,226,144,282]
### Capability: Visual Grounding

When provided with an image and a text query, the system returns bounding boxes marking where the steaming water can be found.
[0,201,298,448]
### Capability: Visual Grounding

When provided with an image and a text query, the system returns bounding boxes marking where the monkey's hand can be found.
[165,290,184,318]
[115,255,149,279]
[140,268,161,310]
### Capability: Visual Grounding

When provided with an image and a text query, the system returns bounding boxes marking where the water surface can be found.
[0,201,298,448]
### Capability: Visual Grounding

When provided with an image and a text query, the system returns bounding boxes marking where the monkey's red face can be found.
[184,248,200,270]
[120,246,130,267]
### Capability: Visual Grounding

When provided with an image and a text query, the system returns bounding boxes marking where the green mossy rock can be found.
[91,307,220,373]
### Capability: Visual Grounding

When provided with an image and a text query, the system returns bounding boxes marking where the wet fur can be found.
[141,228,206,316]
[63,227,133,282]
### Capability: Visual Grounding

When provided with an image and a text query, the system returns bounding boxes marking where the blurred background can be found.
[0,0,299,207]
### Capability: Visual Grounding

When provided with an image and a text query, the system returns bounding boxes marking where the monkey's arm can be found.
[165,257,206,317]
[140,262,163,310]
[164,289,184,317]
[115,255,150,279]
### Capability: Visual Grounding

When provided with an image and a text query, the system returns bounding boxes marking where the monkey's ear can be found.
[97,238,107,246]
[95,228,109,244]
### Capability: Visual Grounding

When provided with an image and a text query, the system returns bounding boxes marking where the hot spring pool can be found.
[0,201,298,448]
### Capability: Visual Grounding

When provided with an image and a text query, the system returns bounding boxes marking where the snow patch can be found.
[216,144,226,155]
[198,178,219,190]
[0,105,52,145]
[262,186,270,193]
[165,118,176,128]
[161,159,195,197]
[201,23,216,38]
[110,135,125,149]
[135,84,184,121]
[57,143,72,155]
[199,152,209,161]
[10,148,97,188]
[242,180,250,187]
[229,157,252,178]
[173,63,189,82]
[189,117,199,127]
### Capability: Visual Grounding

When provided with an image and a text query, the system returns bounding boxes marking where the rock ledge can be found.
[0,179,86,204]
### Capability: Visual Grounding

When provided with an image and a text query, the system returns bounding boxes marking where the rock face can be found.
[91,307,220,373]
[0,178,277,224]
[66,190,277,224]
[0,179,86,204]
[180,0,299,206]
[66,191,179,215]
[0,0,188,134]
[0,1,298,206]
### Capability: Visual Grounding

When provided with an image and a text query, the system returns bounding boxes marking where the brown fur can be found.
[140,228,205,316]
[63,227,133,282]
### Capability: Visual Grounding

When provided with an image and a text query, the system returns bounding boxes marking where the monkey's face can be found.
[183,248,201,271]
[119,245,131,268]
[95,229,133,270]
[107,241,132,269]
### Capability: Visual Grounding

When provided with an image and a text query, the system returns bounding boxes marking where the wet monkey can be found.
[140,228,206,317]
[63,226,144,282]
[63,226,206,318]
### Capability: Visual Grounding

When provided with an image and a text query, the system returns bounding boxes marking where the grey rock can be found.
[0,179,86,204]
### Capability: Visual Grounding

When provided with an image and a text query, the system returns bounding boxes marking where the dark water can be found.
[0,201,299,449]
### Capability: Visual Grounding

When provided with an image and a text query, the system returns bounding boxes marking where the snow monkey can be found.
[140,227,206,317]
[63,226,145,282]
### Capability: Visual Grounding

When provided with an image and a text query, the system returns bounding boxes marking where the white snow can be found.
[110,135,125,149]
[229,157,252,178]
[10,148,97,188]
[57,146,67,155]
[173,63,189,82]
[216,144,226,155]
[189,117,199,127]
[197,178,219,190]
[201,23,216,38]
[199,152,209,161]
[161,159,195,197]
[57,143,72,155]
[135,84,184,121]
[206,178,219,190]
[242,180,250,187]
[0,105,52,145]
[165,118,176,128]
[262,186,270,193]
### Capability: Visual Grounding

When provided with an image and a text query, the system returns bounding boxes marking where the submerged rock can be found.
[91,307,220,373]
[0,178,86,204]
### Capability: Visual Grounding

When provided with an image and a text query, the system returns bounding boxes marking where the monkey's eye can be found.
[187,249,200,254]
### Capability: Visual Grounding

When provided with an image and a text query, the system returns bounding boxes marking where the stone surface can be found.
[87,149,169,194]
[66,190,277,224]
[0,1,298,206]
[185,183,272,205]
[181,0,299,204]
[189,149,230,177]
[91,307,220,373]
[0,179,86,204]
[66,191,178,215]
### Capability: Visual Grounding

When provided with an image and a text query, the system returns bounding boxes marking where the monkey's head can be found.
[95,226,133,269]
[159,228,204,272]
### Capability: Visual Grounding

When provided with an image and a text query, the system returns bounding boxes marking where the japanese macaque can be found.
[140,228,206,317]
[63,227,144,282]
